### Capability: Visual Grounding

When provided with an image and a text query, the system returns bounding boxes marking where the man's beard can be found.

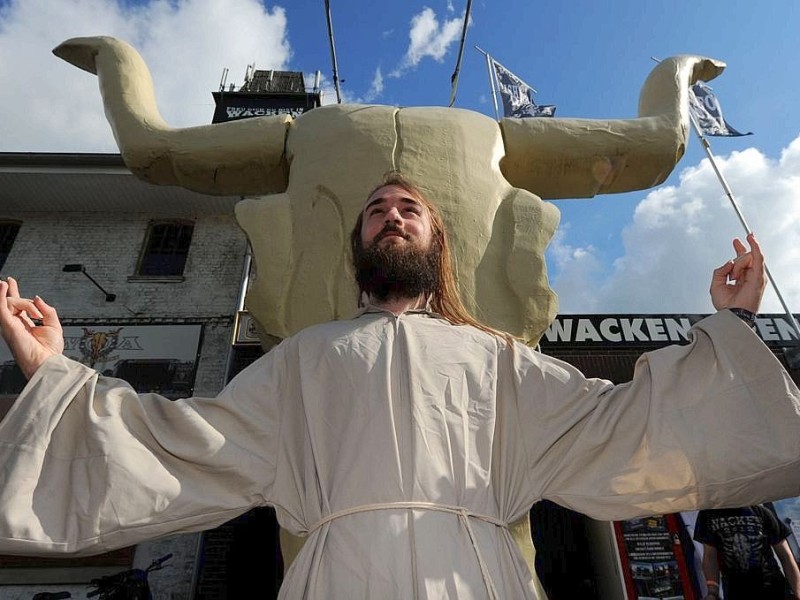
[353,229,441,302]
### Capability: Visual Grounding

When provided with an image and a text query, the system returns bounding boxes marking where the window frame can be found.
[0,220,22,272]
[133,219,195,280]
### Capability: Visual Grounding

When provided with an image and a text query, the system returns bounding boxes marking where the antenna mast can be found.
[324,0,343,104]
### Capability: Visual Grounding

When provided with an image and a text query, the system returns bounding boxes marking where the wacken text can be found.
[541,314,800,345]
[226,106,305,119]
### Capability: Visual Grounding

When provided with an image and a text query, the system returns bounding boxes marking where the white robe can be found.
[0,308,799,599]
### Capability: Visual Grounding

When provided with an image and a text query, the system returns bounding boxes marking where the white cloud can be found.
[362,67,384,103]
[0,0,291,152]
[548,227,606,313]
[390,7,464,77]
[305,70,344,106]
[550,137,800,315]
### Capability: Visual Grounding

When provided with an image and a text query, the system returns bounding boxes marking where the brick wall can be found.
[1,212,246,317]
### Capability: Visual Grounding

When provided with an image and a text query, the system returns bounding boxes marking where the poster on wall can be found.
[0,324,203,400]
[614,514,698,600]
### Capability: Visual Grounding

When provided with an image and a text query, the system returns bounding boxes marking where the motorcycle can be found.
[86,553,172,600]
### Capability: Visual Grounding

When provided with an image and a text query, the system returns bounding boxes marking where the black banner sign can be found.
[540,314,800,346]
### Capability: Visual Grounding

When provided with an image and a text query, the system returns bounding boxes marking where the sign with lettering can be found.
[540,314,800,346]
[614,515,698,600]
[211,92,319,123]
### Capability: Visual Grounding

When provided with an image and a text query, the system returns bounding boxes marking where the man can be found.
[695,505,800,600]
[0,174,799,599]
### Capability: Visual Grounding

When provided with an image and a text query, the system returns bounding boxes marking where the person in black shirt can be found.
[695,505,800,599]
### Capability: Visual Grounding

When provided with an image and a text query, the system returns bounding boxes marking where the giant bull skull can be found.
[54,37,724,343]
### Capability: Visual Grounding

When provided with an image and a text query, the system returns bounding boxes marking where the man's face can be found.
[354,184,440,301]
[360,184,433,251]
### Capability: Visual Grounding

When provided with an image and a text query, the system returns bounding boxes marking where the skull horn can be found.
[499,55,726,200]
[53,36,290,196]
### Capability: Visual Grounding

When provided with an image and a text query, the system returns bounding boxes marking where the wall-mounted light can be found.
[62,264,116,302]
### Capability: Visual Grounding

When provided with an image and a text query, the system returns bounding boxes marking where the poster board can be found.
[613,514,698,600]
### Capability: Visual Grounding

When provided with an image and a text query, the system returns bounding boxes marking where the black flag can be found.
[492,60,555,118]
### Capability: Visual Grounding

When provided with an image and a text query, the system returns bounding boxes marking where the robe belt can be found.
[307,501,507,600]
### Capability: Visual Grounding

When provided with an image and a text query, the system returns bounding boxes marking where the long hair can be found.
[350,172,515,343]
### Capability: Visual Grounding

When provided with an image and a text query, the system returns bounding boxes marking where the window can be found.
[137,221,194,277]
[0,221,21,271]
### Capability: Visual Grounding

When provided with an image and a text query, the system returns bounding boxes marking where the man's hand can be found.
[0,277,64,379]
[710,232,766,314]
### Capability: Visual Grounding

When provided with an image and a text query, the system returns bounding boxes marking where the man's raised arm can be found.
[0,277,64,379]
[514,232,800,520]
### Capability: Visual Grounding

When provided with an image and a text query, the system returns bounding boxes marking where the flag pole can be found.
[651,57,800,339]
[324,0,343,104]
[689,111,800,338]
[475,46,499,120]
[448,0,473,107]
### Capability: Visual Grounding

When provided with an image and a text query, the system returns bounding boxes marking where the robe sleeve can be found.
[516,310,800,520]
[0,342,288,556]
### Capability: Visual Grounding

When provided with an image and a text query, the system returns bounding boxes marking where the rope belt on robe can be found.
[307,501,509,600]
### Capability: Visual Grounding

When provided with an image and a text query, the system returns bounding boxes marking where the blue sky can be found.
[1,0,798,314]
